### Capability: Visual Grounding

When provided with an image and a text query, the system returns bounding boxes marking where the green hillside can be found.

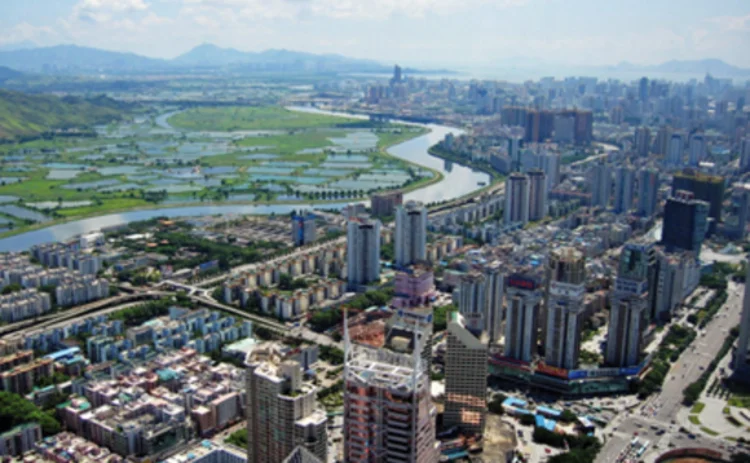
[0,90,126,140]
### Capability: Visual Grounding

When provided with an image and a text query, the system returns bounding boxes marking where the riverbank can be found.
[427,144,503,182]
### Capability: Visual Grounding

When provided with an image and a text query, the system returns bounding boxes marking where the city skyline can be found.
[1,0,749,74]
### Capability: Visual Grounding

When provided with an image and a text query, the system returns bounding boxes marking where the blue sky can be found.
[1,0,749,68]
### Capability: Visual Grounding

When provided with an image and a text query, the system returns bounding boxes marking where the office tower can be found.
[343,325,438,463]
[291,213,316,247]
[504,274,543,362]
[391,64,402,85]
[635,127,651,157]
[444,312,488,435]
[540,151,561,191]
[655,126,672,155]
[666,133,684,166]
[613,166,635,214]
[370,191,403,218]
[671,171,725,221]
[454,271,486,334]
[661,190,708,255]
[394,200,427,267]
[689,133,705,166]
[734,257,750,377]
[504,173,530,226]
[246,346,328,463]
[544,247,586,370]
[527,170,548,222]
[726,184,750,240]
[553,114,575,144]
[606,239,655,367]
[573,110,593,145]
[741,137,750,173]
[639,77,649,102]
[346,215,381,290]
[484,261,505,343]
[589,163,612,209]
[637,168,659,217]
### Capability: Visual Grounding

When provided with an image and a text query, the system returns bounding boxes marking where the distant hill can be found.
[174,44,388,72]
[0,90,128,140]
[0,45,167,73]
[0,43,393,74]
[607,58,750,77]
[0,66,24,83]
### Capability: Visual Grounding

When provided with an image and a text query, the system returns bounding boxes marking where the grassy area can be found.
[168,106,361,131]
[0,90,126,140]
[689,415,701,425]
[691,402,706,414]
[700,426,719,436]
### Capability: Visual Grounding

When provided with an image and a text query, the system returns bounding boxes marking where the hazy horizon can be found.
[1,0,749,71]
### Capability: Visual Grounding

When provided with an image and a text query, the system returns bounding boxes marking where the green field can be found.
[0,105,439,236]
[168,106,361,131]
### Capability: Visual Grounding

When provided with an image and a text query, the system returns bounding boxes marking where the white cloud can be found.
[74,0,150,23]
[707,14,750,32]
[0,22,56,46]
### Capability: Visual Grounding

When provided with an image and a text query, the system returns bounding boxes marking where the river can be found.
[0,108,489,252]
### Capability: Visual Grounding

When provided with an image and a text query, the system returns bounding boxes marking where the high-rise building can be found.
[635,127,651,157]
[606,239,655,367]
[544,247,586,370]
[661,190,709,255]
[655,126,672,155]
[343,324,438,462]
[454,271,486,334]
[504,274,543,362]
[484,261,505,344]
[504,173,530,226]
[539,151,561,191]
[688,133,705,166]
[394,200,427,267]
[637,168,659,217]
[386,305,434,373]
[444,312,488,435]
[391,64,402,85]
[613,166,635,214]
[572,110,593,145]
[527,170,548,222]
[672,171,725,221]
[734,257,750,378]
[590,163,612,209]
[509,136,522,171]
[246,345,328,463]
[740,137,750,173]
[346,215,381,290]
[553,114,575,144]
[370,191,403,218]
[667,133,684,166]
[639,77,649,102]
[291,213,316,247]
[726,184,750,240]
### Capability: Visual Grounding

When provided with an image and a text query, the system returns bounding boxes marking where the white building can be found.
[394,200,427,267]
[613,166,635,213]
[504,173,530,226]
[346,215,381,290]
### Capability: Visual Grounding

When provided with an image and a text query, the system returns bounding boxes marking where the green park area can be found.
[0,96,437,236]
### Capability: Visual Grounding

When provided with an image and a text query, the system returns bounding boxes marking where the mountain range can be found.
[0,43,392,74]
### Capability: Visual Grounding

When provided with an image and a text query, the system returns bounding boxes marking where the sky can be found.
[1,0,749,70]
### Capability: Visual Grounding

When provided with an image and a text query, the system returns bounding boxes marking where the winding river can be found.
[0,108,489,252]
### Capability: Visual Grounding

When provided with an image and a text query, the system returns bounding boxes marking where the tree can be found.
[559,409,577,423]
[1,284,22,295]
[520,414,535,426]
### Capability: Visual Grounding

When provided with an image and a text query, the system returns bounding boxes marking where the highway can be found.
[596,281,745,462]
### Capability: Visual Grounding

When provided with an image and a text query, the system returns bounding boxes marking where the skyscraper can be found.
[444,312,489,436]
[394,200,427,267]
[672,171,725,221]
[635,126,651,157]
[504,274,543,362]
[539,151,561,191]
[655,126,672,155]
[666,133,684,166]
[613,166,635,213]
[639,77,649,102]
[246,344,328,463]
[726,184,750,240]
[589,163,612,209]
[527,170,548,222]
[544,247,586,370]
[637,168,659,217]
[346,215,381,290]
[291,213,317,247]
[454,271,487,334]
[371,190,403,218]
[661,190,709,255]
[688,133,705,166]
[484,261,505,344]
[734,257,750,378]
[606,239,655,367]
[504,173,530,225]
[343,323,438,462]
[740,137,750,173]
